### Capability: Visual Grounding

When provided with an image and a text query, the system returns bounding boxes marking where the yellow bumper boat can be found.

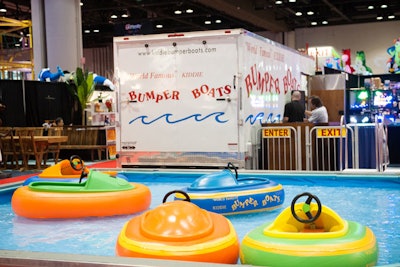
[240,192,378,267]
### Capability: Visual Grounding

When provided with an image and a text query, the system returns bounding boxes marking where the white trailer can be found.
[113,29,314,168]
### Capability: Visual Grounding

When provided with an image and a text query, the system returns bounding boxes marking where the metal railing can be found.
[375,116,390,172]
[308,123,354,171]
[259,126,300,170]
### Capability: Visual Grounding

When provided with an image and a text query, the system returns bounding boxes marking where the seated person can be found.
[305,96,328,124]
[53,117,64,127]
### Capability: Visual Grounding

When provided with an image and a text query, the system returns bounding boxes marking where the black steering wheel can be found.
[226,162,238,180]
[69,155,84,171]
[69,155,88,183]
[163,190,191,203]
[290,192,322,223]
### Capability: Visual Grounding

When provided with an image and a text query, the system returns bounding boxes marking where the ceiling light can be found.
[311,21,317,26]
[215,19,221,23]
[186,9,193,13]
[367,5,374,9]
[295,12,302,16]
[80,2,83,6]
[376,16,383,20]
[204,20,211,25]
[110,14,117,19]
[307,11,314,15]
[0,4,6,13]
[388,15,395,19]
[322,20,328,25]
[275,1,283,4]
[289,0,296,2]
[156,24,163,28]
[84,30,90,33]
[93,29,99,33]
[174,10,182,14]
[121,14,128,18]
[380,4,387,8]
[0,1,7,12]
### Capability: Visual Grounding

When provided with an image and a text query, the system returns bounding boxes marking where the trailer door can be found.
[115,32,240,167]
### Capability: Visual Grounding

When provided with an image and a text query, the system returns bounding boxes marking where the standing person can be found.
[283,90,305,122]
[305,96,328,124]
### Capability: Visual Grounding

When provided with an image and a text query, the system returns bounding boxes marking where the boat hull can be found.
[176,183,284,215]
[116,201,239,263]
[11,182,151,219]
[240,221,378,267]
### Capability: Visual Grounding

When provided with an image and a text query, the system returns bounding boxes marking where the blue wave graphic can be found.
[129,112,229,125]
[246,112,282,125]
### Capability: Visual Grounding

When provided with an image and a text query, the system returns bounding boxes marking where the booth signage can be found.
[317,128,347,138]
[262,128,291,138]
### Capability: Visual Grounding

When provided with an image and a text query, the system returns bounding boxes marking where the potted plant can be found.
[66,67,95,125]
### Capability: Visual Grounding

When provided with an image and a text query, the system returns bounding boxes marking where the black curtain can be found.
[0,80,81,127]
[0,80,26,127]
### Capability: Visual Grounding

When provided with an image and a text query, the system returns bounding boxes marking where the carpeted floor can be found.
[0,159,117,185]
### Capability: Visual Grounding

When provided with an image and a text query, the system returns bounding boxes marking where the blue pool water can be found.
[0,171,399,266]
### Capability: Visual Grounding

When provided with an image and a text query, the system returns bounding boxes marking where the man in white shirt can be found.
[305,96,328,123]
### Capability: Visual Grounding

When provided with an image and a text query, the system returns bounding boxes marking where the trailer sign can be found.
[262,128,291,138]
[317,128,347,138]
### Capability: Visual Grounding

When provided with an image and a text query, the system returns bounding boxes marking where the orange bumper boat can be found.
[23,155,121,185]
[116,190,239,264]
[12,170,151,219]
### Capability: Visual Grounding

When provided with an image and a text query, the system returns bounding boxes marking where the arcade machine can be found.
[347,89,371,123]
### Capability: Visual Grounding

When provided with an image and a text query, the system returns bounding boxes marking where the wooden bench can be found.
[59,126,107,160]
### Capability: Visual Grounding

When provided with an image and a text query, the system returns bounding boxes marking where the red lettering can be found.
[191,84,231,99]
[200,84,209,94]
[192,89,201,99]
[145,91,155,100]
[283,69,300,94]
[207,88,216,97]
[224,85,231,94]
[128,90,179,103]
[245,64,280,96]
[171,91,179,100]
[128,91,136,101]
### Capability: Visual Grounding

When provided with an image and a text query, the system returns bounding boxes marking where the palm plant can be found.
[66,67,95,125]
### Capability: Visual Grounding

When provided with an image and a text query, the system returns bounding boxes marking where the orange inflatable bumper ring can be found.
[12,171,152,219]
[116,192,239,264]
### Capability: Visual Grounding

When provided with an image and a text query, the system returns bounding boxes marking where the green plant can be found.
[66,67,95,125]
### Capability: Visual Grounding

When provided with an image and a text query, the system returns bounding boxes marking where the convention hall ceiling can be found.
[2,0,400,48]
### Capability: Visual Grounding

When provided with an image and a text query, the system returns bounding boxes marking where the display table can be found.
[6,135,68,169]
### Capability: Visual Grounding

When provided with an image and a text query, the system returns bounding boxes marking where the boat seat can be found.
[190,170,238,189]
[281,224,298,232]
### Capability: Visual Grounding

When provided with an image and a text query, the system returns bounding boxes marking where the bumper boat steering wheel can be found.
[163,190,191,203]
[226,162,238,180]
[291,192,322,223]
[69,155,85,171]
[69,155,88,183]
